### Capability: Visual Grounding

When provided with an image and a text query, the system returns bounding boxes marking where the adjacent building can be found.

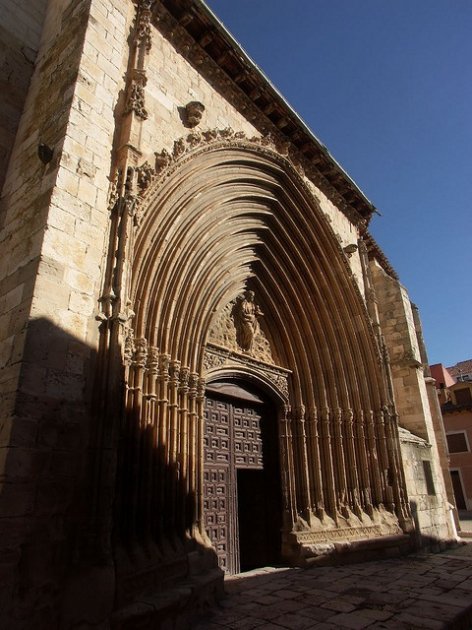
[431,361,472,512]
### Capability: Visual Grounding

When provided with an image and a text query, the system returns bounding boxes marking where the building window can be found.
[446,431,469,454]
[454,388,472,405]
[422,460,436,496]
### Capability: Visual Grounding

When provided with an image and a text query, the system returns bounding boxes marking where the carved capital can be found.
[124,330,136,365]
[158,353,170,379]
[197,377,206,400]
[147,346,159,373]
[169,360,181,383]
[133,337,148,367]
[178,366,190,392]
[188,373,199,398]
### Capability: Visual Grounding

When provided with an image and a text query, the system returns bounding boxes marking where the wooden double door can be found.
[203,384,281,574]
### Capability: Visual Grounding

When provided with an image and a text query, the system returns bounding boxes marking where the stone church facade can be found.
[0,0,457,627]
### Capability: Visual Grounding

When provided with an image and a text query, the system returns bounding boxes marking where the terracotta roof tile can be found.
[447,359,472,377]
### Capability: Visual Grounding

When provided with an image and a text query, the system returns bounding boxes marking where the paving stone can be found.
[196,551,472,630]
[269,612,315,629]
[226,618,266,629]
[271,589,300,600]
[254,595,281,606]
[328,611,375,629]
[402,600,463,622]
[320,599,358,613]
[297,605,338,622]
[396,612,445,629]
[358,608,394,621]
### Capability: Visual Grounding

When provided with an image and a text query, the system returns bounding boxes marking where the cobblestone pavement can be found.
[194,544,472,629]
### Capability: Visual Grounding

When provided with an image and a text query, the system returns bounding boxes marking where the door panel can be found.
[203,390,281,574]
[203,398,236,573]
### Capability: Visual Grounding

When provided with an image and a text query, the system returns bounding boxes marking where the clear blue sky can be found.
[205,0,472,367]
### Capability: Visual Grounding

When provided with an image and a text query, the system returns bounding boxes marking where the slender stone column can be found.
[343,408,362,517]
[306,407,325,520]
[144,347,159,541]
[178,367,190,535]
[167,360,181,534]
[365,409,383,506]
[157,354,170,540]
[129,338,147,543]
[377,407,395,512]
[280,404,297,529]
[293,405,312,520]
[332,408,349,517]
[320,407,337,520]
[190,374,201,535]
[354,409,374,516]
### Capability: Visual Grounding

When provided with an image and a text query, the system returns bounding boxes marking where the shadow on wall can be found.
[0,317,219,630]
[410,501,458,552]
[0,317,98,629]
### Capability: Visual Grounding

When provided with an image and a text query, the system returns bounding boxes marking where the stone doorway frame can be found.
[203,344,294,561]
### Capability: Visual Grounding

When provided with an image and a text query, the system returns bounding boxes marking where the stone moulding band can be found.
[203,344,291,402]
[291,525,383,544]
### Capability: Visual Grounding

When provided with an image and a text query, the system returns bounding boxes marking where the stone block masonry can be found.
[0,1,131,627]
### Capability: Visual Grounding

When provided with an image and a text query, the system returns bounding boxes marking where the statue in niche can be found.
[232,290,263,353]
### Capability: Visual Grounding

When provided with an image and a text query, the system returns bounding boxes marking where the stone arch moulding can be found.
[203,354,290,406]
[113,129,413,571]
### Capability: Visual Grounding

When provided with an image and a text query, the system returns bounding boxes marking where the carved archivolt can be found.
[115,130,379,368]
[106,132,411,565]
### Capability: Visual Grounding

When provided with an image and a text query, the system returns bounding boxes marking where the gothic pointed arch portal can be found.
[116,131,411,572]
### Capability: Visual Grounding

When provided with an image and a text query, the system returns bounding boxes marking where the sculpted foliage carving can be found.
[125,76,148,120]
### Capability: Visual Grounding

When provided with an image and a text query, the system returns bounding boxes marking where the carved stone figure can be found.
[184,101,205,127]
[232,290,263,353]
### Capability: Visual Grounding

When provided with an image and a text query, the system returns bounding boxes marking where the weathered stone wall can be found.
[140,27,260,156]
[371,259,454,541]
[314,189,365,292]
[0,0,132,626]
[400,429,456,545]
[0,0,48,192]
